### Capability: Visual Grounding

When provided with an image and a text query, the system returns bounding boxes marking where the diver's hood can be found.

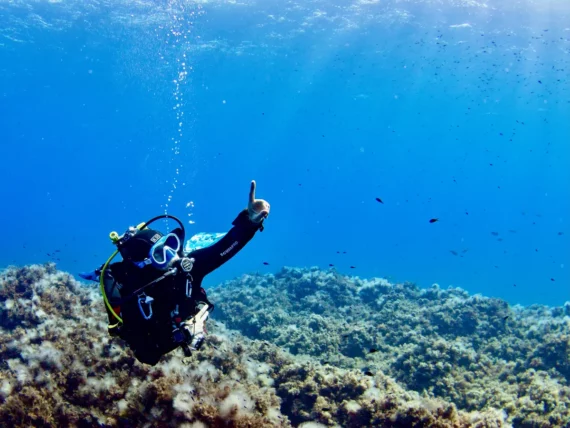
[117,228,163,263]
[117,227,186,264]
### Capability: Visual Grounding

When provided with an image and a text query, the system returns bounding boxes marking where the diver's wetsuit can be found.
[103,209,262,365]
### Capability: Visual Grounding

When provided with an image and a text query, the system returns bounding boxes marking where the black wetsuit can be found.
[103,209,263,365]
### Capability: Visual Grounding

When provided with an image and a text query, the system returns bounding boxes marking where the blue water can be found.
[0,0,568,306]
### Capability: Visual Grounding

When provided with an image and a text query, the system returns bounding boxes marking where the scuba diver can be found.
[79,180,270,366]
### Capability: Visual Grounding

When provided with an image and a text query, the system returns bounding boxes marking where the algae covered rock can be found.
[1,263,568,427]
[210,266,570,427]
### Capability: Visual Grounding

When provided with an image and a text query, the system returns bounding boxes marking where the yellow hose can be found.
[101,222,147,326]
[99,249,123,325]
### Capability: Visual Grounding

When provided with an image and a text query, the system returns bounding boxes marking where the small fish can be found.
[350,266,356,269]
[551,278,555,282]
[328,264,334,267]
[375,197,384,204]
[490,231,499,236]
[450,250,459,256]
[363,371,374,376]
[322,408,331,412]
[262,262,269,265]
[429,218,439,223]
[558,232,564,236]
[503,315,509,321]
[369,348,378,353]
[513,284,517,287]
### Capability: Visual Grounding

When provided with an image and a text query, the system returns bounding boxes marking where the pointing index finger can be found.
[249,180,256,205]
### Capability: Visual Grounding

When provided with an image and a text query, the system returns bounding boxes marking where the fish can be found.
[375,197,384,204]
[369,348,378,353]
[363,371,374,376]
[491,231,499,236]
[503,315,509,320]
[262,262,269,265]
[450,250,459,256]
[350,266,356,269]
[429,218,439,223]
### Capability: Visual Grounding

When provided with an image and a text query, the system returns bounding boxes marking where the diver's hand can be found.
[183,305,209,352]
[248,180,270,223]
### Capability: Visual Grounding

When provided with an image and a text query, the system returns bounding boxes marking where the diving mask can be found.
[135,233,181,270]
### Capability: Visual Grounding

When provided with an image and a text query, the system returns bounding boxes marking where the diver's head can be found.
[119,229,182,270]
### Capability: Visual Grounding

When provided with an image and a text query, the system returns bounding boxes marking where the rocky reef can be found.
[209,267,570,427]
[0,263,568,427]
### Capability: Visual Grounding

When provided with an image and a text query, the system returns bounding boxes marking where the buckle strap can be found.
[186,278,193,298]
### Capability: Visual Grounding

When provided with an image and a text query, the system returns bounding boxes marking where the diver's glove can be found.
[247,180,270,227]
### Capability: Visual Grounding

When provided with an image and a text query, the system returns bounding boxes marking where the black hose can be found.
[142,214,185,243]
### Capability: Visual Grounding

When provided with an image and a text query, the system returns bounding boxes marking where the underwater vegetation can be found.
[0,263,568,427]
